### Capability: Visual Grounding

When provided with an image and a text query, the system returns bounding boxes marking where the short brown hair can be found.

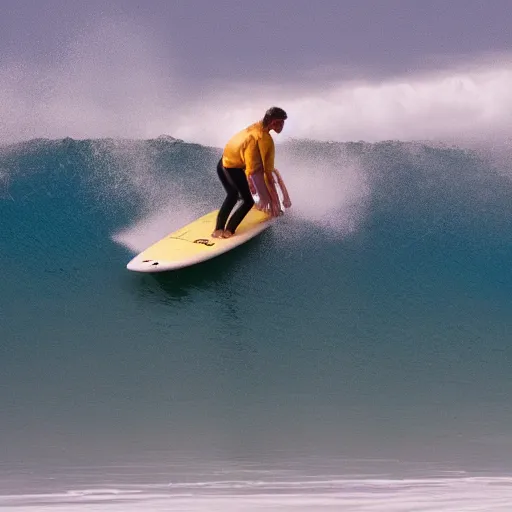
[263,107,288,126]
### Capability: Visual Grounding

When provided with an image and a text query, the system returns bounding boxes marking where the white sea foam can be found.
[2,476,512,511]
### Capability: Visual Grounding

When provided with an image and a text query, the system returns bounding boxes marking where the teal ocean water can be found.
[2,136,512,510]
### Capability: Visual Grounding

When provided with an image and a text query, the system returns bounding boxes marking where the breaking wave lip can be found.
[2,475,512,511]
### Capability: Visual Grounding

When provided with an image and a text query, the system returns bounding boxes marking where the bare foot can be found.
[221,230,234,239]
[211,229,224,238]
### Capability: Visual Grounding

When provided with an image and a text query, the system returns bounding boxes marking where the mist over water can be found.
[113,144,370,253]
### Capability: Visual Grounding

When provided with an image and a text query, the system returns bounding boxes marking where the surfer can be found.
[212,107,292,239]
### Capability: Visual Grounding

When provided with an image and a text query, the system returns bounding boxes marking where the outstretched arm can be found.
[273,168,292,208]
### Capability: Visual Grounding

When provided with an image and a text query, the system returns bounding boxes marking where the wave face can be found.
[2,136,512,510]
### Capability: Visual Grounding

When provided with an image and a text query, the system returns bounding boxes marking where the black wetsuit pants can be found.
[215,158,255,233]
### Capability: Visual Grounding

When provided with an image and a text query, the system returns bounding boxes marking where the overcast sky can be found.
[2,0,512,144]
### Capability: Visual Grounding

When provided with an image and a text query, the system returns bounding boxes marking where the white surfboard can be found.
[126,207,275,272]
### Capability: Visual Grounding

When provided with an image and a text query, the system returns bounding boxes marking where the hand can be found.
[256,199,270,213]
[270,201,281,217]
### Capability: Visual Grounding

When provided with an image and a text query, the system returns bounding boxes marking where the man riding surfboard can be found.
[212,107,292,239]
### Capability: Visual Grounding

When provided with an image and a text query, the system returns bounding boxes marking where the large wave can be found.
[2,137,510,257]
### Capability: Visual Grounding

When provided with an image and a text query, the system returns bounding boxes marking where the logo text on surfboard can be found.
[193,238,215,246]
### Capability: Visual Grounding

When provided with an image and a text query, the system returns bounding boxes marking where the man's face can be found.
[271,119,285,133]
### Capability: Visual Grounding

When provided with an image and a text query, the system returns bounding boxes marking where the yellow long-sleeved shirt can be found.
[222,121,275,177]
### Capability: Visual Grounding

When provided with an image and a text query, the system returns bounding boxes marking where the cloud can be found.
[2,18,512,148]
[172,62,512,147]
